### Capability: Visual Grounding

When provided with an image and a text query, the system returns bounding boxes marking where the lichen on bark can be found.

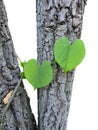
[37,0,87,130]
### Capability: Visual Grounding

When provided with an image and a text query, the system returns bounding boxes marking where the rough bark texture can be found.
[37,0,87,130]
[0,0,37,130]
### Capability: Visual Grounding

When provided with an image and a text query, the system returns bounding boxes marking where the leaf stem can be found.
[15,51,22,62]
[51,60,56,65]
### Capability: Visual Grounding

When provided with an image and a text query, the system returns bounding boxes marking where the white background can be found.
[3,0,98,130]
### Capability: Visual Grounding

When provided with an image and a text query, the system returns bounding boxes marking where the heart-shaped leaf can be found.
[24,59,53,89]
[54,37,86,73]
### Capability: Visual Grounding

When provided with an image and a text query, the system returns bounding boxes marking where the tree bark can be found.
[37,0,87,130]
[0,0,37,130]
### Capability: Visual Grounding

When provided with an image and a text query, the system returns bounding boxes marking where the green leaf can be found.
[20,61,27,68]
[24,59,53,89]
[54,37,86,73]
[21,72,26,79]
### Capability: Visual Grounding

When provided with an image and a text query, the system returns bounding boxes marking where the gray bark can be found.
[0,0,37,130]
[37,0,87,130]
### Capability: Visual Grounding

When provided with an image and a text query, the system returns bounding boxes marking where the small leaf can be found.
[21,72,26,79]
[20,61,27,68]
[54,37,86,73]
[24,59,53,89]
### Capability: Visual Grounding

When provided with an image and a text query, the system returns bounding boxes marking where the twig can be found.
[15,51,22,63]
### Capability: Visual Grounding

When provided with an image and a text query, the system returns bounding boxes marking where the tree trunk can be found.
[0,0,37,130]
[37,0,87,130]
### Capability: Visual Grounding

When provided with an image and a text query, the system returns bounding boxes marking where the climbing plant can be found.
[1,36,85,129]
[21,37,86,89]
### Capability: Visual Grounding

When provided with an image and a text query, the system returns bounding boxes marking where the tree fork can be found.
[37,0,87,130]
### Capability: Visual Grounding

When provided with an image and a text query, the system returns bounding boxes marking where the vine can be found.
[21,37,86,89]
[1,79,22,130]
[1,36,86,129]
